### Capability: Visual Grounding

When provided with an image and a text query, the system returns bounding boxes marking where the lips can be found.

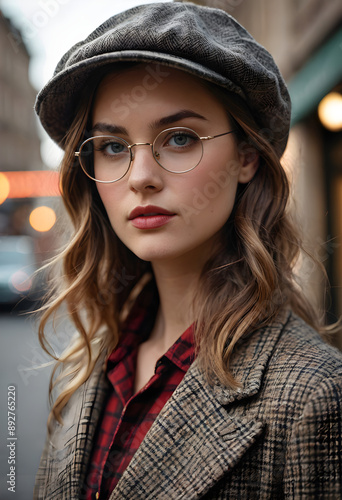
[129,205,175,220]
[128,205,176,229]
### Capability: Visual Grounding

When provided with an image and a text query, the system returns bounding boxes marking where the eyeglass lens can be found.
[78,127,204,183]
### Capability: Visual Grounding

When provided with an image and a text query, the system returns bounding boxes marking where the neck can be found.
[149,253,206,350]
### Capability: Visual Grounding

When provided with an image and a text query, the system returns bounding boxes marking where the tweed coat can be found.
[34,310,342,499]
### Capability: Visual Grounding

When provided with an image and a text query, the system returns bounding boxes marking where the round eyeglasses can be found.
[75,127,235,183]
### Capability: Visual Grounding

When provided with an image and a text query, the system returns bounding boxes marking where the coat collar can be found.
[213,308,292,404]
[109,360,265,500]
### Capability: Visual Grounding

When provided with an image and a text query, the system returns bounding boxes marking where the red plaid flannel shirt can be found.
[83,303,195,500]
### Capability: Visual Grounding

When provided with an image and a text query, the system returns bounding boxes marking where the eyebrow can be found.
[92,109,208,136]
[92,123,128,135]
[150,109,208,128]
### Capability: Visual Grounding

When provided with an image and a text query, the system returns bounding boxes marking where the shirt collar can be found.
[163,323,195,373]
[105,279,196,373]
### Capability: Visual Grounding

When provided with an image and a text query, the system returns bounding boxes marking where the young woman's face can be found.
[92,65,256,267]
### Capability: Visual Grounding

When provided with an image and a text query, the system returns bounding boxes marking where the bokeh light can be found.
[0,172,10,204]
[318,92,342,131]
[10,270,32,292]
[29,206,56,232]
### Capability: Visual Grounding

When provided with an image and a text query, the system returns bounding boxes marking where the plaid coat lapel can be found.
[72,360,111,494]
[109,362,264,500]
[109,310,291,499]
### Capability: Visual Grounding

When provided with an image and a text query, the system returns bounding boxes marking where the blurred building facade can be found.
[0,10,42,235]
[179,0,342,345]
[0,11,41,172]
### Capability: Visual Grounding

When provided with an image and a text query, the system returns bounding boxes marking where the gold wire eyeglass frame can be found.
[74,126,236,183]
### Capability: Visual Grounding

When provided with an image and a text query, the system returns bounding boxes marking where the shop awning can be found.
[288,28,342,125]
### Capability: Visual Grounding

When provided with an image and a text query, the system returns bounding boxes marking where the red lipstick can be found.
[129,205,176,229]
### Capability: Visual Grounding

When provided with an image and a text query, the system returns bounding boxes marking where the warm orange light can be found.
[29,206,57,232]
[0,171,60,199]
[318,92,342,131]
[0,172,10,204]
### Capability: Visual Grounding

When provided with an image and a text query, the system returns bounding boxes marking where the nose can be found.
[127,143,164,193]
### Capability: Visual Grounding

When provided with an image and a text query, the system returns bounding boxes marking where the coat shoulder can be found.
[272,312,342,377]
[260,312,342,416]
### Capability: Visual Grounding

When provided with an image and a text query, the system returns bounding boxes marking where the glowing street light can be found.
[0,172,10,204]
[29,206,57,232]
[318,92,342,131]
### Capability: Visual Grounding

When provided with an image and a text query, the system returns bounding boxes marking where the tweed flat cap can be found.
[35,1,291,155]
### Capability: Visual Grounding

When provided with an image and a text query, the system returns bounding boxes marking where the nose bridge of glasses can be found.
[129,141,159,161]
[129,142,153,149]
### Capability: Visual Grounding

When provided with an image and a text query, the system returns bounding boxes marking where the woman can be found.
[34,2,342,499]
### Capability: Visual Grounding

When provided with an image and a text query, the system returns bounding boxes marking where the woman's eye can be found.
[103,142,126,155]
[168,133,196,147]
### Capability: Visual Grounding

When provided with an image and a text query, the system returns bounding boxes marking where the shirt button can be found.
[95,492,100,499]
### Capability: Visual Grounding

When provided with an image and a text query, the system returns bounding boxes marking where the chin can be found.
[127,241,184,263]
[133,250,174,263]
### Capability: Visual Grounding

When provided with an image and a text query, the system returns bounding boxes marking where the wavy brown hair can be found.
[38,66,332,430]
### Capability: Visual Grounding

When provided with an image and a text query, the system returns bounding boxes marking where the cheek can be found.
[96,185,122,225]
[182,155,240,219]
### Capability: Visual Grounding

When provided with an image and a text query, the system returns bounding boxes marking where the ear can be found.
[238,149,259,184]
